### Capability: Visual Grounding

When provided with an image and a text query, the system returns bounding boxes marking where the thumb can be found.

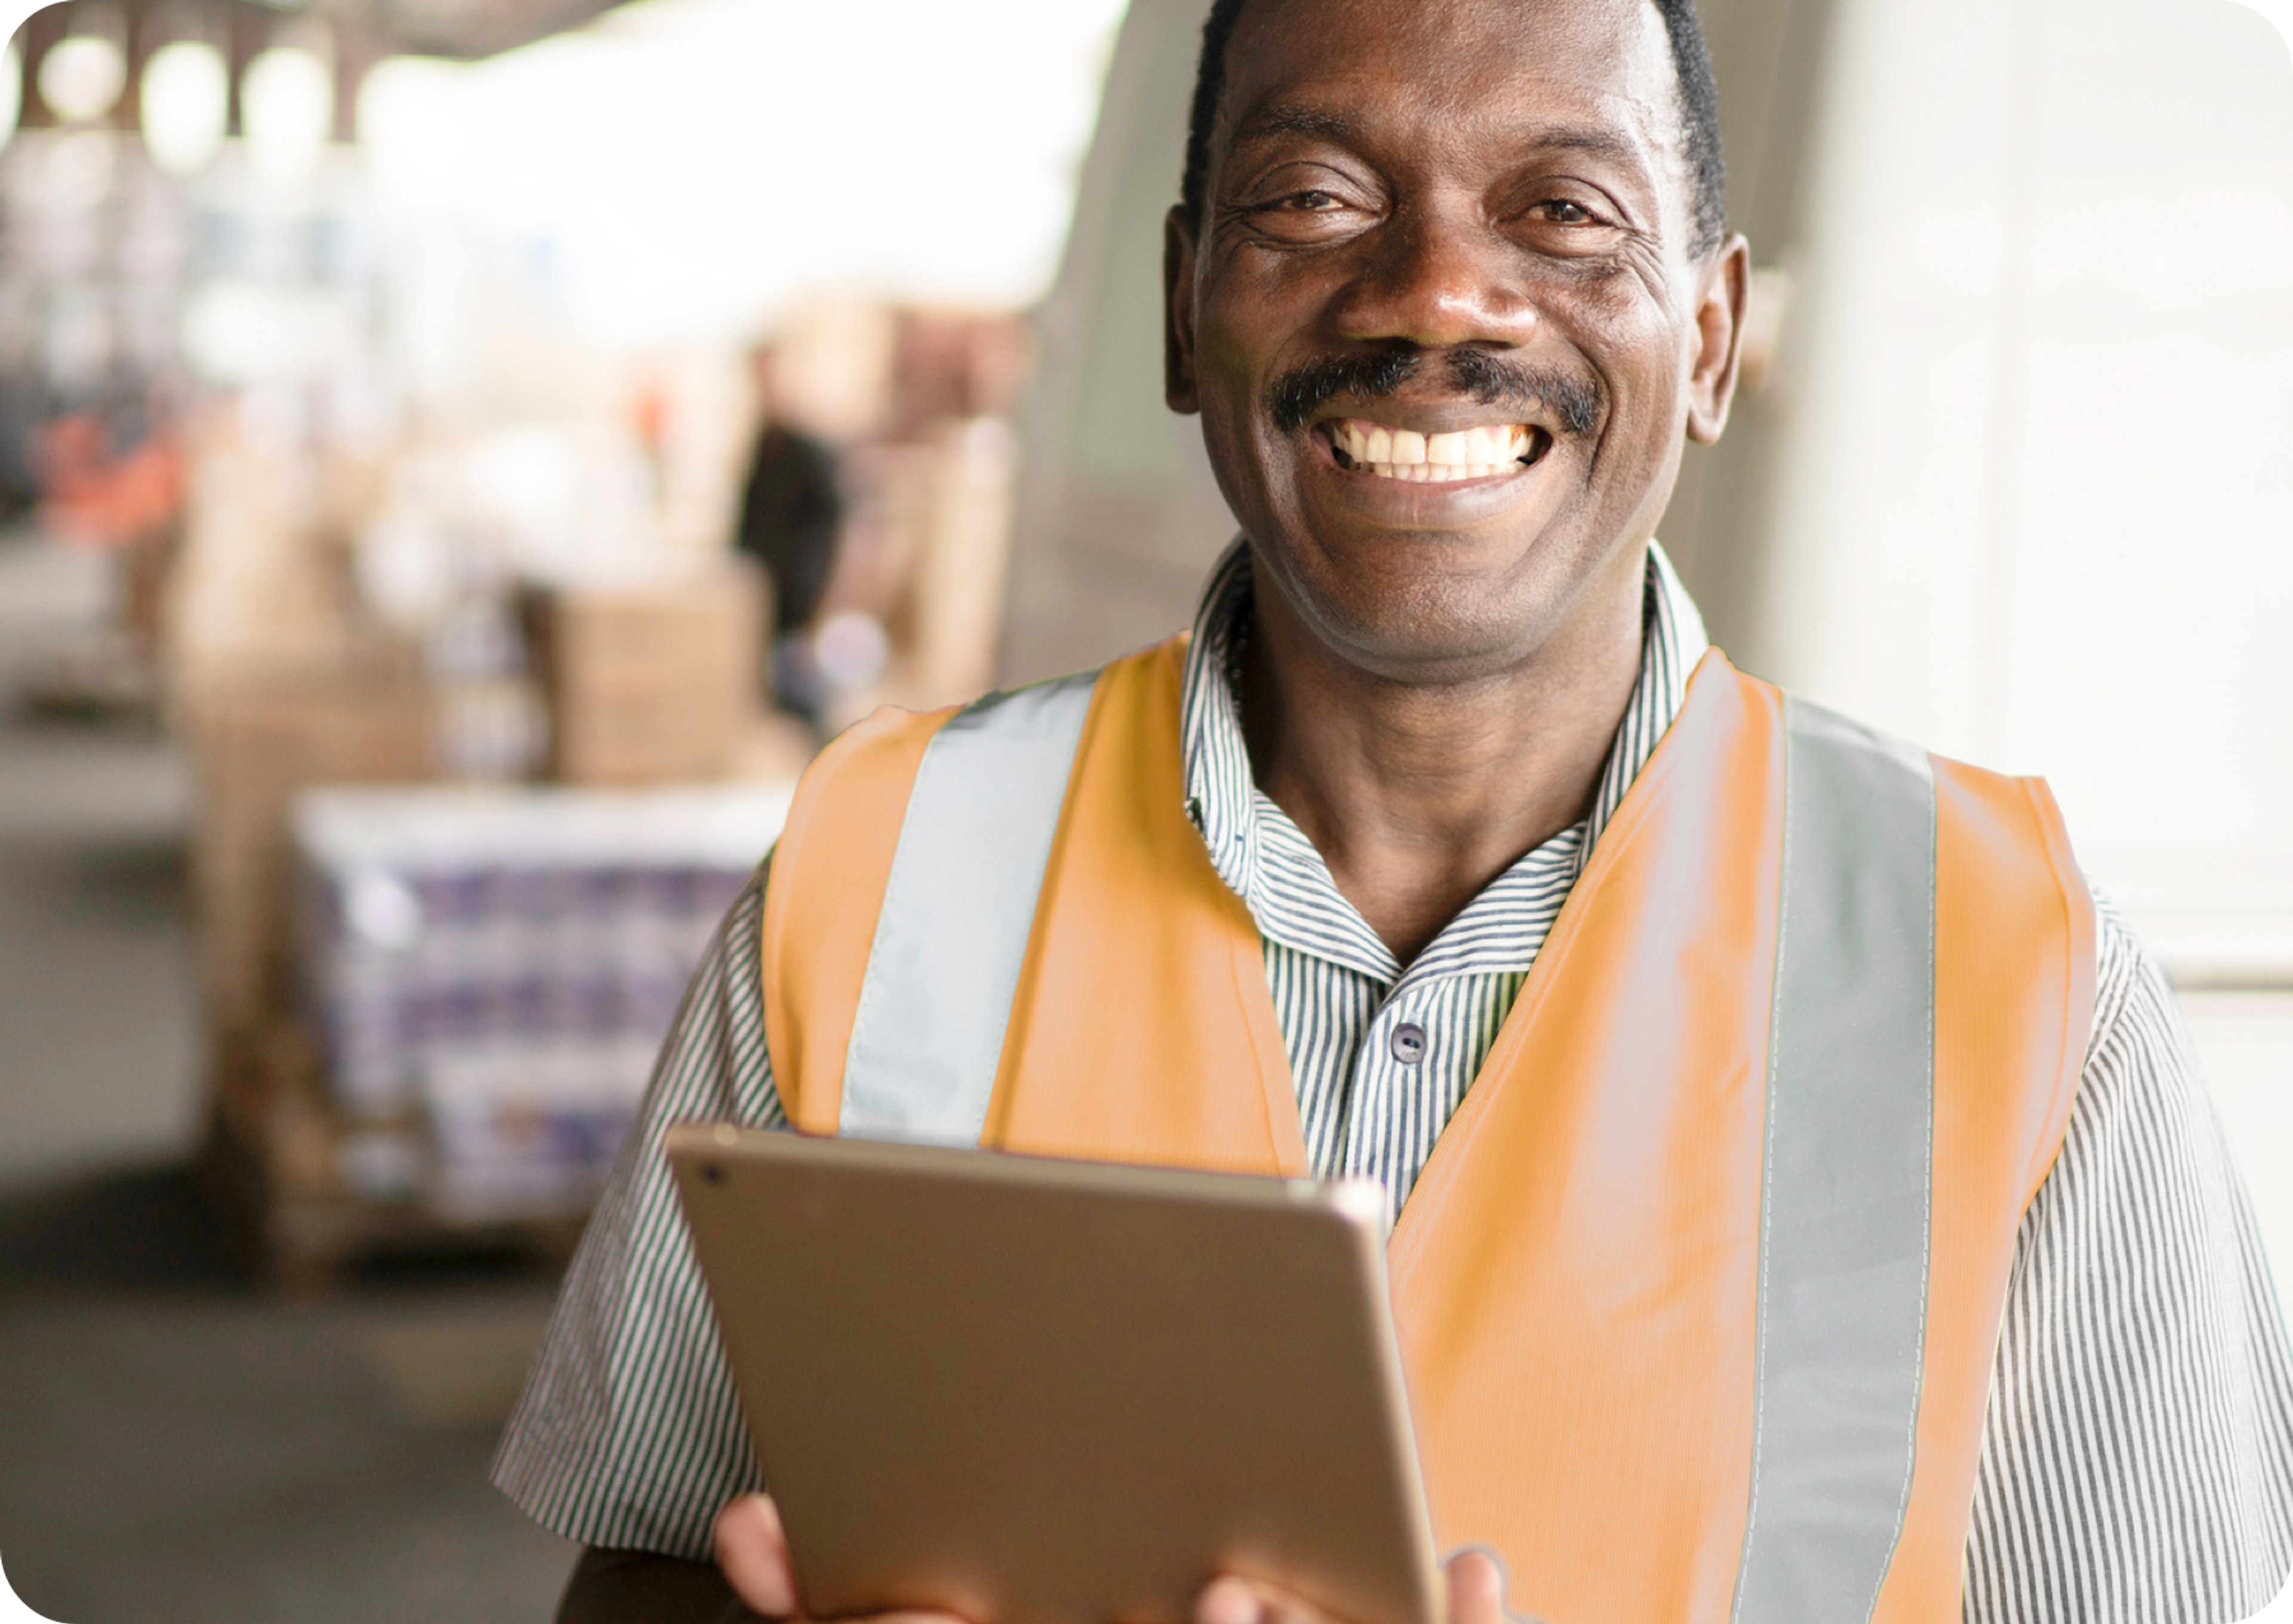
[1442,1548,1519,1624]
[714,1493,799,1616]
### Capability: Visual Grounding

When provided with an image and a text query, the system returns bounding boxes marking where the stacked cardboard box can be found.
[183,662,437,1051]
[908,417,1019,705]
[526,561,767,787]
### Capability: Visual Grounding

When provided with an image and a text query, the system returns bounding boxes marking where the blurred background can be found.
[0,0,2285,1617]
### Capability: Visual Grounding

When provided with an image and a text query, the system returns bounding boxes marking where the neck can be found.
[1238,546,1649,967]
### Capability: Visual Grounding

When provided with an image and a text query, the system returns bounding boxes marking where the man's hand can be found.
[715,1494,1530,1624]
[712,1493,966,1624]
[1194,1548,1532,1624]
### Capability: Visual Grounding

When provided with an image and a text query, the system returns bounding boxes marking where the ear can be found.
[1685,233,1751,445]
[1164,204,1202,414]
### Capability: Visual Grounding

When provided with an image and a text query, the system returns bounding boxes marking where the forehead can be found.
[1216,0,1683,179]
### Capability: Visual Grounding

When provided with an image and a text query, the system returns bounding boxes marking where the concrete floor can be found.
[0,719,196,1184]
[0,535,578,1623]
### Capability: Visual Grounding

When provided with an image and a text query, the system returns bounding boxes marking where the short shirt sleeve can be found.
[1963,899,2293,1621]
[491,860,788,1559]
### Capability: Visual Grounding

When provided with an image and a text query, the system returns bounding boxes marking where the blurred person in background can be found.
[733,342,845,732]
[499,0,2293,1619]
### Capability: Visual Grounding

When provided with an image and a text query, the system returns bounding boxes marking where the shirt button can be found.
[1390,1022,1427,1065]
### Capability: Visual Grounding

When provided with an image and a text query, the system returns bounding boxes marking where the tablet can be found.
[666,1124,1441,1624]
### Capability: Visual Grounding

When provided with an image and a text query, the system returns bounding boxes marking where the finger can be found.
[1197,1577,1265,1624]
[1195,1574,1339,1624]
[1443,1548,1508,1624]
[713,1493,799,1616]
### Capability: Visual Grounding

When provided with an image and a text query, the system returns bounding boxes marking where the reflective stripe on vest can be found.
[759,639,2093,1623]
[840,672,1098,1143]
[1735,699,1934,1623]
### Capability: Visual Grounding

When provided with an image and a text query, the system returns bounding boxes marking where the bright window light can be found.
[243,46,334,182]
[140,39,229,174]
[38,32,125,123]
[416,0,1129,344]
[356,56,470,205]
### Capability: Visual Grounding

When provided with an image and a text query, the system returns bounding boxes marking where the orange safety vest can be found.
[758,638,2094,1624]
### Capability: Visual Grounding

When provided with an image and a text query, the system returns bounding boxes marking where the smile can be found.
[1321,418,1550,483]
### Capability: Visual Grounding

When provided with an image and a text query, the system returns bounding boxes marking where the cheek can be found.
[1194,250,1287,374]
[1194,242,1354,396]
[1573,304,1696,457]
[1192,377,1294,540]
[1194,316,1262,393]
[1189,314,1277,470]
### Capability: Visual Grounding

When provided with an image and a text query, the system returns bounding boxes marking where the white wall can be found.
[1000,0,1238,685]
[1757,0,2293,893]
[1754,0,2293,1268]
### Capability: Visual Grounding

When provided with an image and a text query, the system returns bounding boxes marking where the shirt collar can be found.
[1179,539,1708,982]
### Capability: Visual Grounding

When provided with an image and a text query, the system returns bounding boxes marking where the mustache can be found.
[1267,344,1605,438]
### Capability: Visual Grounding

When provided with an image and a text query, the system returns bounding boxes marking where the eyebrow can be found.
[1230,104,1361,147]
[1519,128,1645,167]
[1228,103,1650,174]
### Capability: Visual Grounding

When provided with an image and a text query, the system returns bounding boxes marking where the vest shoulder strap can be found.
[760,664,1112,1134]
[842,672,1099,1142]
[1733,693,1940,1622]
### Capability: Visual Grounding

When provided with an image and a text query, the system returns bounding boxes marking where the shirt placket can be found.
[1341,979,1445,1226]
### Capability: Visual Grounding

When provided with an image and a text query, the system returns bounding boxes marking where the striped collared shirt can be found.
[497,545,2293,1621]
[1178,540,1706,1223]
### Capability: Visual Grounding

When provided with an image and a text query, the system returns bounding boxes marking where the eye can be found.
[1536,199,1597,226]
[1235,176,1376,245]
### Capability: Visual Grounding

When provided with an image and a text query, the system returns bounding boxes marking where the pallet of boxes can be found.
[177,410,802,1289]
[186,651,466,1293]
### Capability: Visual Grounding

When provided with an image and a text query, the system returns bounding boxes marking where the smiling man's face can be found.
[1166,0,1745,684]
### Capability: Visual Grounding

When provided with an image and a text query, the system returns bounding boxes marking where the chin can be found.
[1247,495,1633,682]
[1284,558,1574,681]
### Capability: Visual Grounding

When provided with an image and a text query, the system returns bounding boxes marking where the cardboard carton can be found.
[527,562,767,786]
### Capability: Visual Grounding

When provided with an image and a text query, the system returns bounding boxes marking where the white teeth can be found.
[1327,417,1538,481]
[1343,460,1520,481]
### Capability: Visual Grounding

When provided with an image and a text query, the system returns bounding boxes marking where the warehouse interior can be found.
[2,0,2290,1618]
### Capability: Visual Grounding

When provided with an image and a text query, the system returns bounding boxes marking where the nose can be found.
[1332,204,1539,353]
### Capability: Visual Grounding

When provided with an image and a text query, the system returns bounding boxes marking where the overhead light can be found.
[140,39,228,174]
[38,32,126,124]
[0,47,21,153]
[243,45,334,182]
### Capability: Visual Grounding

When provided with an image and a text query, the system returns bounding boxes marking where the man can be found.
[497,0,2293,1618]
[732,343,845,731]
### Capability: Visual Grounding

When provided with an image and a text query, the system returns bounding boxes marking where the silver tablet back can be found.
[668,1124,1440,1624]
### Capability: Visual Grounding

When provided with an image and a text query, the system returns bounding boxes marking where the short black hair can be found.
[1178,0,1728,259]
